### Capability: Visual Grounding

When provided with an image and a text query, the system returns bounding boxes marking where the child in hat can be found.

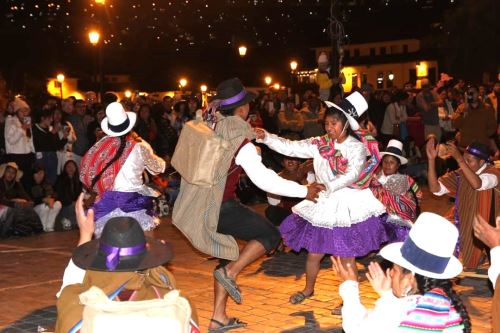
[370,139,422,237]
[333,212,470,332]
[256,91,400,305]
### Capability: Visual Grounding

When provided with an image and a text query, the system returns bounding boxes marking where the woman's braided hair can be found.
[415,274,471,333]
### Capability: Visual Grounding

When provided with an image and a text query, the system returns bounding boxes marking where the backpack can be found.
[171,120,230,187]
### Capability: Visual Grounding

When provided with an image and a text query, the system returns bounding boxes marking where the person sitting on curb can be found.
[473,214,500,332]
[334,212,471,332]
[55,193,199,333]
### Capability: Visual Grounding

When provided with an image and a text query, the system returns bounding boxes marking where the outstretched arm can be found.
[255,128,315,159]
[236,142,324,200]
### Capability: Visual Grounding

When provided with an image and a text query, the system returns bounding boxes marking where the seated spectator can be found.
[135,104,158,143]
[401,136,427,182]
[473,215,500,332]
[55,194,199,333]
[427,139,500,270]
[0,162,42,237]
[278,98,304,139]
[31,164,62,232]
[265,156,311,226]
[370,140,422,239]
[334,212,470,333]
[55,160,82,230]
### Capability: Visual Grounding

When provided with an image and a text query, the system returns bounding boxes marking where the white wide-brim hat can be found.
[380,212,463,279]
[324,91,368,131]
[380,139,408,165]
[101,102,137,137]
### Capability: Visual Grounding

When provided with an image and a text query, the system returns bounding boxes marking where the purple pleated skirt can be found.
[279,213,409,257]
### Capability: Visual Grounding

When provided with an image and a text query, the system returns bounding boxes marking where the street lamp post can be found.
[56,73,65,100]
[264,76,272,86]
[179,78,187,94]
[88,30,103,102]
[289,60,298,97]
[238,45,247,57]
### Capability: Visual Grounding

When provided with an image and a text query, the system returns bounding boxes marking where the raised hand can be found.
[366,262,392,297]
[331,256,357,282]
[76,193,95,245]
[426,136,438,160]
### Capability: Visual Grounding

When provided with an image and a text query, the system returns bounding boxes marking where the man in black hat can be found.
[173,77,324,332]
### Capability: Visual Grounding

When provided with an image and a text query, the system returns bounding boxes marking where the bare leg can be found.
[210,240,266,328]
[302,252,324,296]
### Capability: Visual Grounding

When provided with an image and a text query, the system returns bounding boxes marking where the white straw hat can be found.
[324,91,368,131]
[380,212,463,279]
[381,139,408,165]
[101,102,137,137]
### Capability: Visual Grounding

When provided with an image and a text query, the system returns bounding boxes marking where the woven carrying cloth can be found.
[312,131,380,189]
[80,136,137,196]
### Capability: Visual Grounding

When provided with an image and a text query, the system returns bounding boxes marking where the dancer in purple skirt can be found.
[256,91,409,305]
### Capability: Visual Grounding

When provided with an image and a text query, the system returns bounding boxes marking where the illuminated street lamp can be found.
[95,0,106,4]
[179,78,187,91]
[88,30,100,46]
[238,45,247,57]
[200,84,207,93]
[273,83,280,90]
[290,60,298,71]
[56,73,65,99]
[124,90,132,99]
[388,73,395,81]
[264,76,272,86]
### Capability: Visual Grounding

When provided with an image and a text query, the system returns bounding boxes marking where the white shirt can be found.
[339,280,417,333]
[4,115,34,154]
[433,163,498,196]
[490,246,500,289]
[235,142,307,198]
[112,140,166,195]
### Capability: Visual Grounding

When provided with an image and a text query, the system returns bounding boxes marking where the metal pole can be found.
[99,43,104,103]
[60,83,63,100]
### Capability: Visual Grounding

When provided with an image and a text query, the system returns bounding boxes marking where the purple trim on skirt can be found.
[279,213,409,257]
[92,191,155,221]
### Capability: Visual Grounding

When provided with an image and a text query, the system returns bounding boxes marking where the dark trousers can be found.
[264,205,292,226]
[217,199,281,254]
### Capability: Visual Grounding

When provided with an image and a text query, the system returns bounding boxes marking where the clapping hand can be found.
[331,256,357,282]
[446,141,462,162]
[366,262,392,297]
[473,214,500,249]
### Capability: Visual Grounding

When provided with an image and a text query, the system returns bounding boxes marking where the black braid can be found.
[415,274,472,333]
[90,135,129,190]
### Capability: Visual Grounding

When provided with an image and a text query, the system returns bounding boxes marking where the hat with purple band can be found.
[212,77,257,111]
[465,142,491,163]
[72,216,172,272]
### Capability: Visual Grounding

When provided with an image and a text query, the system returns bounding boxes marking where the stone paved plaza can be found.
[0,189,495,332]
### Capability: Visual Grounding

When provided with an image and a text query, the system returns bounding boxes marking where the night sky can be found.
[1,0,459,90]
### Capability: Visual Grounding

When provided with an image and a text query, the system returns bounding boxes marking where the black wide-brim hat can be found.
[212,77,257,110]
[72,216,173,272]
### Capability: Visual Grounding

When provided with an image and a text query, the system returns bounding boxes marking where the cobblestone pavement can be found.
[0,189,495,332]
